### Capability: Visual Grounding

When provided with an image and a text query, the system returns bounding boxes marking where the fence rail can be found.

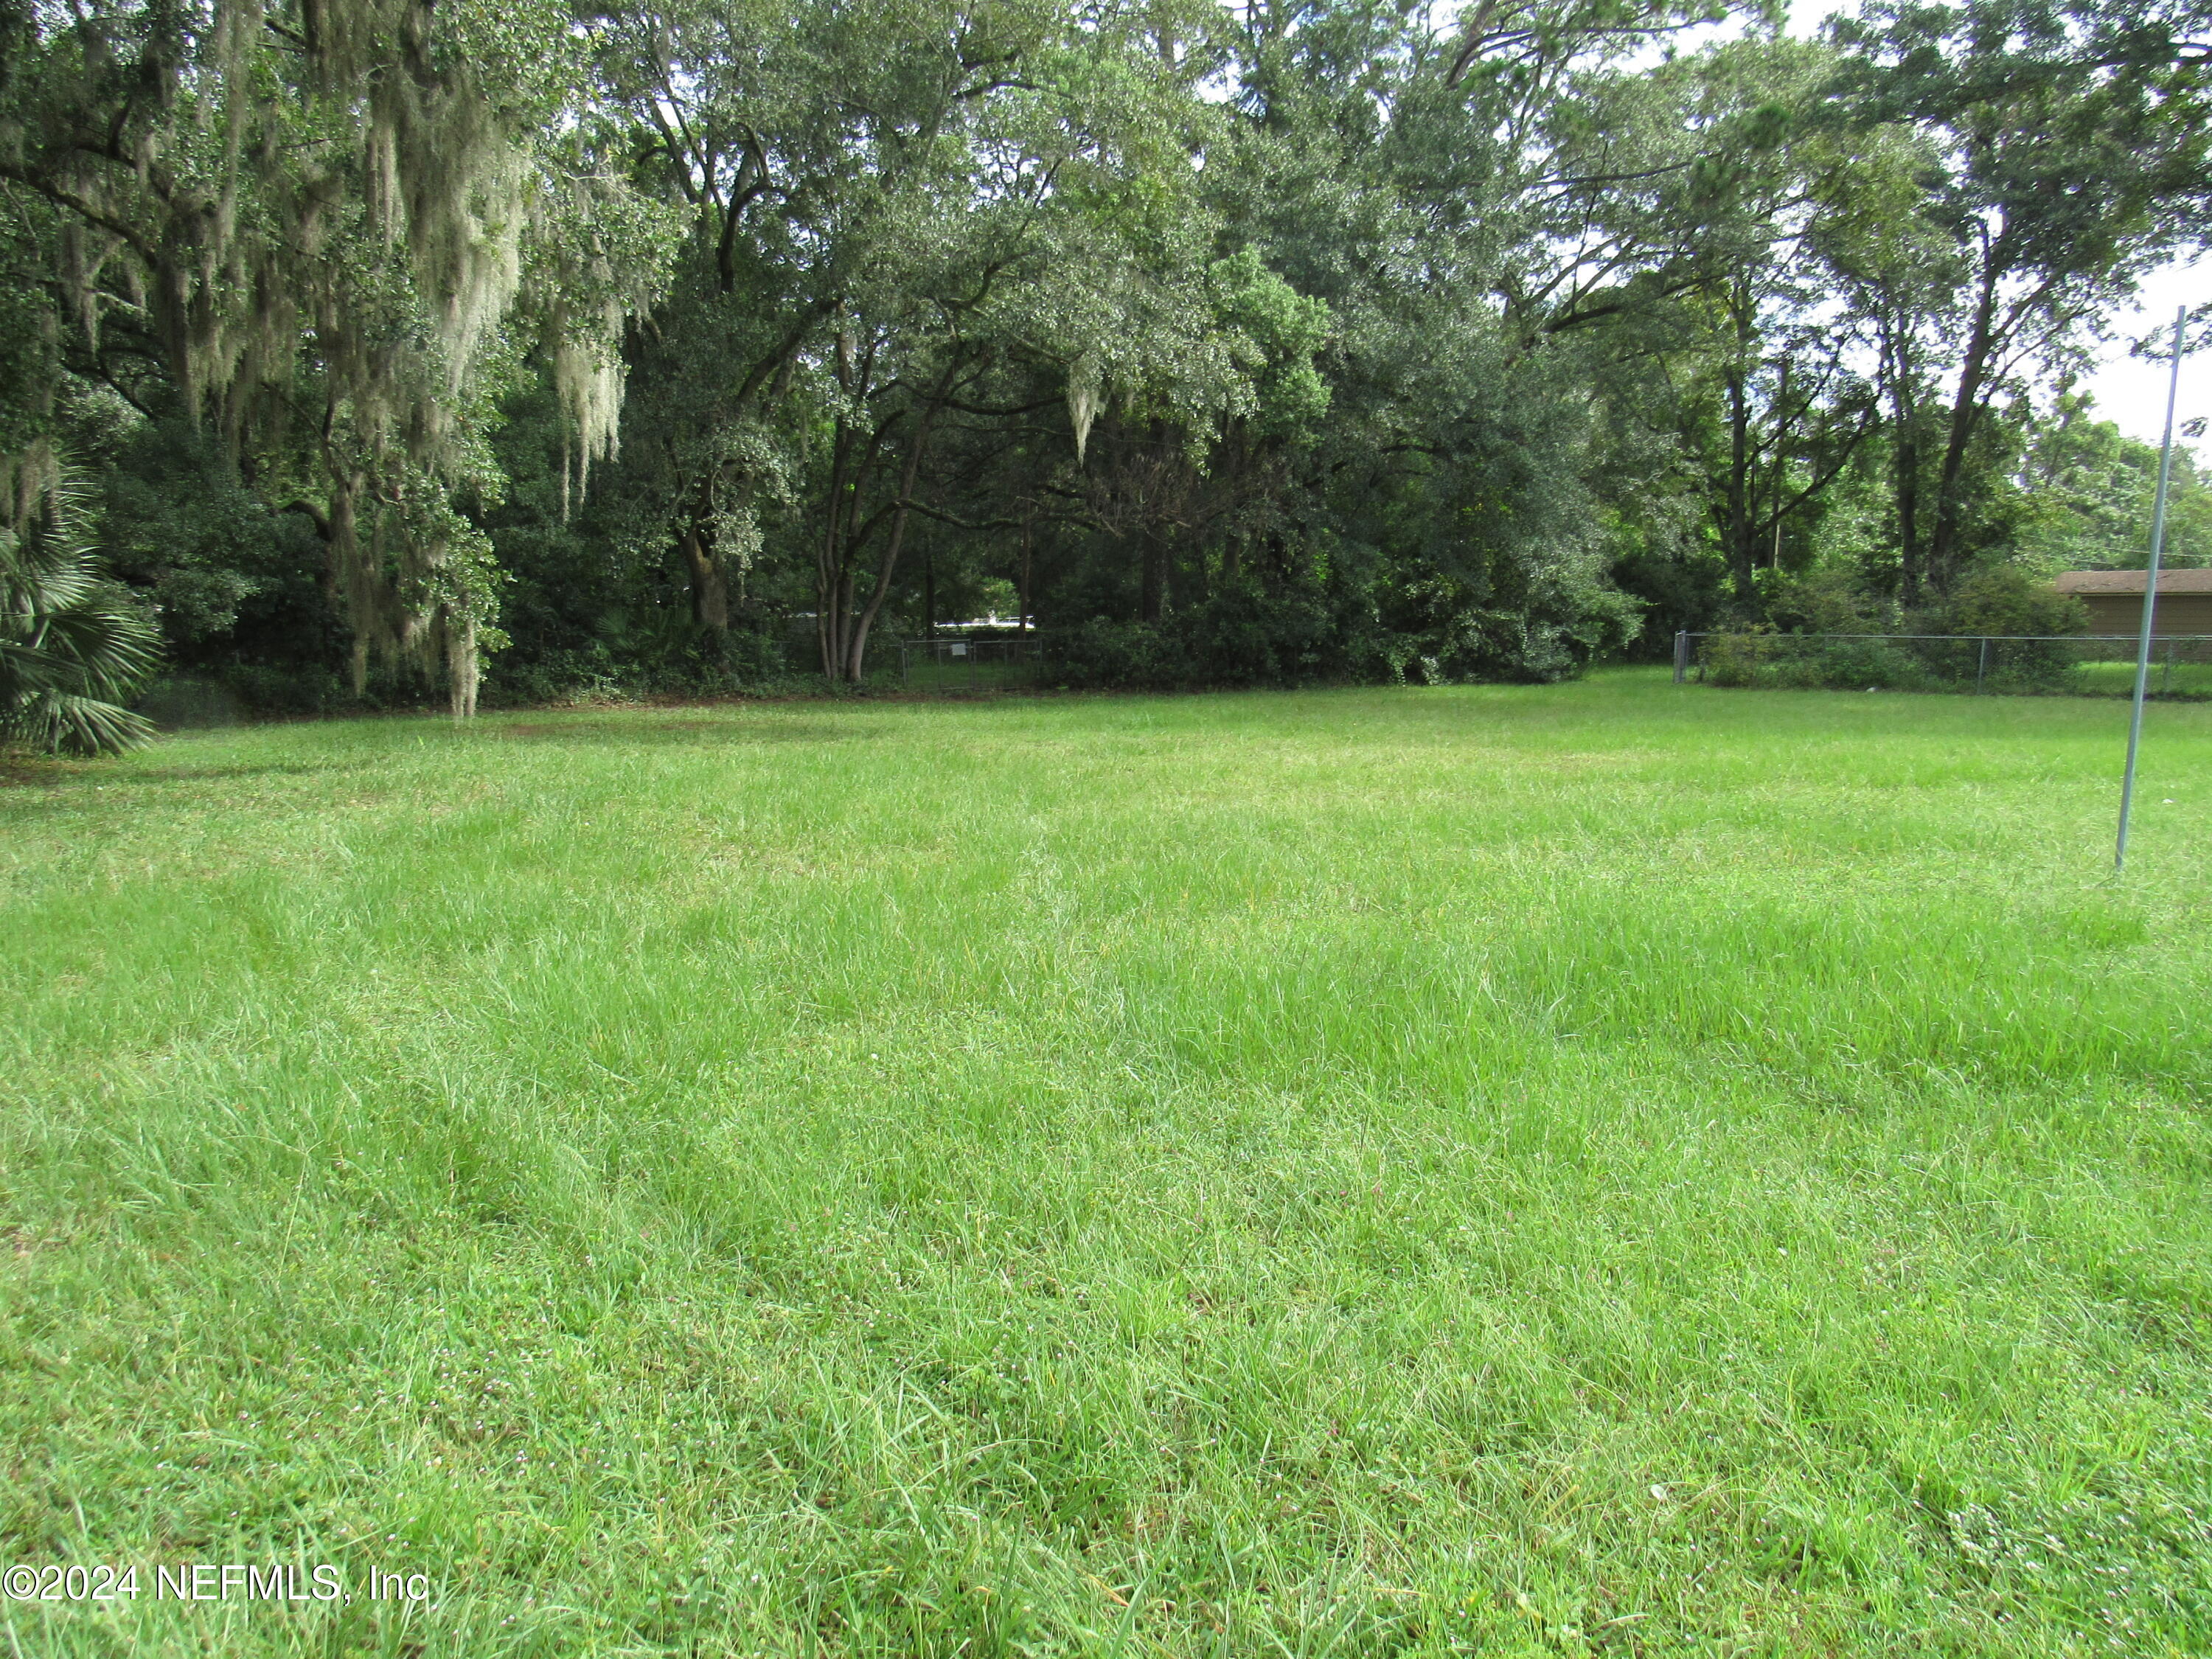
[1672,631,2212,696]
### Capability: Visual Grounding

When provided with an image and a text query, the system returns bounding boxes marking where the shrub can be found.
[1912,566,2082,688]
[1930,565,2089,639]
[1787,638,1932,691]
[1040,619,1191,689]
[1703,631,1932,691]
[1700,630,1770,688]
[1043,580,1376,691]
[1705,564,2094,694]
[1905,567,2087,691]
[1760,566,1896,636]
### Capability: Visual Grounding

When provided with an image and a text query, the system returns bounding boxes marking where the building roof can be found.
[2055,568,2212,595]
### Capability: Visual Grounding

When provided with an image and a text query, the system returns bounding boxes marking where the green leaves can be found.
[1208,248,1334,440]
[0,0,676,716]
[7,0,2199,703]
[0,470,158,754]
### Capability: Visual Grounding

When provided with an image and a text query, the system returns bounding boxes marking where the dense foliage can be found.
[0,473,160,751]
[4,0,2212,726]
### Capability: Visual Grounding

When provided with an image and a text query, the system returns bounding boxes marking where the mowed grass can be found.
[3,671,2209,1657]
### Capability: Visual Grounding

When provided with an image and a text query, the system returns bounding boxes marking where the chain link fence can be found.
[896,635,1044,691]
[1672,632,2212,697]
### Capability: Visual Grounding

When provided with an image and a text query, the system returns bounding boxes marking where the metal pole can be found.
[2117,307,2188,874]
[1673,630,1689,684]
[1976,636,1989,695]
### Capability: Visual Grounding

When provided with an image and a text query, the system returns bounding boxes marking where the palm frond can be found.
[27,592,163,697]
[0,690,157,756]
[0,467,162,755]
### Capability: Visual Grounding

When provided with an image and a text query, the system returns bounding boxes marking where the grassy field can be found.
[3,671,2208,1657]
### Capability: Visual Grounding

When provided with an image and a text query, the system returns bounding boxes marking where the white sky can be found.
[2075,262,2207,443]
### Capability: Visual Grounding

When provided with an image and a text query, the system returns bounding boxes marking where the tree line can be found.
[4,0,2211,743]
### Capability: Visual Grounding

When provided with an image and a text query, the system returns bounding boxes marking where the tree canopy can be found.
[4,0,2209,731]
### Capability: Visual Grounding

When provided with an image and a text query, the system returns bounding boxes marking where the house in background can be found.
[2054,569,2212,635]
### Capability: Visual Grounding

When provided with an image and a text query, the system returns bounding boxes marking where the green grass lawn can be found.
[4,671,2208,1656]
[2071,657,2212,700]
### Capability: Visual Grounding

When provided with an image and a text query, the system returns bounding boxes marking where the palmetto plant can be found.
[1,479,159,754]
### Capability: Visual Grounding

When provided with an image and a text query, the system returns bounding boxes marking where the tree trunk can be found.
[446,614,479,721]
[1725,364,1755,604]
[817,417,852,678]
[835,431,886,672]
[845,399,940,684]
[1768,358,1790,569]
[679,522,729,632]
[1884,321,1922,605]
[1018,512,1032,633]
[816,335,880,681]
[817,417,883,681]
[1928,267,2000,594]
[1894,427,1921,604]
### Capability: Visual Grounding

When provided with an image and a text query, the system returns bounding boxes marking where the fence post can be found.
[1673,630,1689,684]
[1976,636,1989,694]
